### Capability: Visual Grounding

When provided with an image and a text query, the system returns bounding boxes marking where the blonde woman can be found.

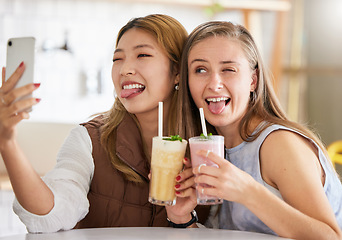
[170,21,342,239]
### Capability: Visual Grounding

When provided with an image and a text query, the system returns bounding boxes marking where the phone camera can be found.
[8,41,12,46]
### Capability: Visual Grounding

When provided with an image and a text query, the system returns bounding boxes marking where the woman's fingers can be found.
[175,185,196,199]
[5,83,40,106]
[183,157,192,169]
[1,91,40,117]
[177,165,193,181]
[8,111,30,125]
[176,158,194,183]
[1,97,38,120]
[193,163,221,177]
[1,62,25,93]
[1,62,39,114]
[176,178,195,192]
[196,149,225,167]
[13,97,40,115]
[175,158,196,197]
[196,185,218,199]
[194,174,220,189]
[2,67,6,85]
[176,168,195,188]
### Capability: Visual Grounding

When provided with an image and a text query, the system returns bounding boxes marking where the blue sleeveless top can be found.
[218,124,342,234]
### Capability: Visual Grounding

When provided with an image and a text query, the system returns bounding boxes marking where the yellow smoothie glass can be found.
[149,136,187,206]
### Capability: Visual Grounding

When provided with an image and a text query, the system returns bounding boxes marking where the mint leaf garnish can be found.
[163,135,183,142]
[200,133,212,139]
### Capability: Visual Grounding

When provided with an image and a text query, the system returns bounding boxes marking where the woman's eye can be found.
[195,68,206,74]
[223,68,236,72]
[113,58,122,62]
[138,54,152,58]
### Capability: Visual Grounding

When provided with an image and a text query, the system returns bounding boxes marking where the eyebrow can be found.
[190,59,238,65]
[114,44,154,54]
[189,59,206,65]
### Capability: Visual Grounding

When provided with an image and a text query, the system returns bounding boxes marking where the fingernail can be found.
[176,175,181,181]
[175,191,180,195]
[175,184,180,189]
[184,157,188,162]
[19,61,24,68]
[34,83,41,88]
[35,98,41,103]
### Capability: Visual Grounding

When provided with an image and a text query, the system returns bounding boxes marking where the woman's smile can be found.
[205,96,231,114]
[121,81,145,99]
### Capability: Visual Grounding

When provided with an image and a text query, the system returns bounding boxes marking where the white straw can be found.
[199,108,207,136]
[158,102,163,138]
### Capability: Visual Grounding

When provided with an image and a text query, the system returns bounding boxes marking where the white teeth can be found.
[123,84,144,90]
[206,97,229,102]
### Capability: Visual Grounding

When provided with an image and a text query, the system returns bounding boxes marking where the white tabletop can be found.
[0,227,292,240]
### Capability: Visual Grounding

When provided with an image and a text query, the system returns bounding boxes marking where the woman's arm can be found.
[2,140,55,215]
[257,130,341,239]
[13,126,94,233]
[1,65,94,233]
[193,130,341,239]
[0,64,53,214]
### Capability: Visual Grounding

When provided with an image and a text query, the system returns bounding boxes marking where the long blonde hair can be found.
[101,14,188,183]
[177,21,326,154]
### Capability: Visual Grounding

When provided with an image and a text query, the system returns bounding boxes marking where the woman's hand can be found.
[165,157,197,225]
[0,63,54,216]
[193,150,255,204]
[0,63,40,149]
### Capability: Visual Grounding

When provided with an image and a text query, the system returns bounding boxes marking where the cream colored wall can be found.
[304,0,342,146]
[0,121,76,175]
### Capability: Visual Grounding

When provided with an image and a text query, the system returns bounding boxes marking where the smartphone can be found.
[5,37,36,111]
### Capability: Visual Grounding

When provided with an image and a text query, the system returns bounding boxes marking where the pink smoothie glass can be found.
[189,135,224,205]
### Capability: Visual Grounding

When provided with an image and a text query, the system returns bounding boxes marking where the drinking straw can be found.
[199,108,207,137]
[158,102,163,138]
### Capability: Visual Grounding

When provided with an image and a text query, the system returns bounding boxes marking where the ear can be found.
[250,69,258,92]
[174,72,180,85]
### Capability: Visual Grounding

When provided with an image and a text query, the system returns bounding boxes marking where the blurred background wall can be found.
[0,0,342,237]
[305,0,342,145]
[0,0,280,123]
[0,0,341,181]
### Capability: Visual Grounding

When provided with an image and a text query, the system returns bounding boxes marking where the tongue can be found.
[121,88,143,98]
[208,101,226,114]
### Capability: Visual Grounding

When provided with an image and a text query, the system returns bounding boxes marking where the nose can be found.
[119,58,135,76]
[208,73,223,91]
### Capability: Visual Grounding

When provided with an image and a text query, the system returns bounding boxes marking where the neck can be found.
[216,122,243,149]
[139,119,158,155]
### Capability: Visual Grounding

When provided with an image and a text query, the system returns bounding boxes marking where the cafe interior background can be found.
[0,0,341,237]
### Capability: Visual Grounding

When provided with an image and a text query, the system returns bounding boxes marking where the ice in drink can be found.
[189,135,224,205]
[149,136,187,206]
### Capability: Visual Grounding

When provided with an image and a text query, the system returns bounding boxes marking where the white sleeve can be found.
[13,125,94,233]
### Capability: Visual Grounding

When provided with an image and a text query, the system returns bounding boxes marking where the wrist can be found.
[167,213,192,224]
[0,139,17,155]
[167,210,198,228]
[241,180,264,207]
